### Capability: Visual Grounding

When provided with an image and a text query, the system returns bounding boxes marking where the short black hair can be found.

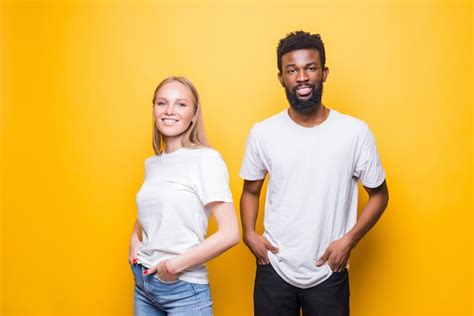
[277,31,326,72]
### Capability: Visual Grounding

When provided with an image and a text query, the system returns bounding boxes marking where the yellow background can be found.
[1,0,472,315]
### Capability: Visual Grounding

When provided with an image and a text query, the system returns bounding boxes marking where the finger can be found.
[264,239,279,253]
[261,252,271,265]
[256,253,270,265]
[144,265,157,275]
[316,249,330,266]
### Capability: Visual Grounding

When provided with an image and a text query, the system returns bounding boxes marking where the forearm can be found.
[167,228,239,274]
[345,183,389,247]
[240,190,260,239]
[167,203,240,274]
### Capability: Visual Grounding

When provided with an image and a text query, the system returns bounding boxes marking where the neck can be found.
[288,103,329,127]
[163,135,184,153]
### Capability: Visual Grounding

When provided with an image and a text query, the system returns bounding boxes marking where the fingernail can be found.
[143,270,148,275]
[133,259,137,264]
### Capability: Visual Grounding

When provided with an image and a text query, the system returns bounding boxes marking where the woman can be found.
[129,76,240,315]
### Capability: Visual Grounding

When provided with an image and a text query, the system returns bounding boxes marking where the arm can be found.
[240,179,278,265]
[149,202,240,281]
[316,180,389,271]
[128,219,142,264]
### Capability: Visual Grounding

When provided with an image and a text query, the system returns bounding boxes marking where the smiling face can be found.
[153,81,196,140]
[278,48,329,114]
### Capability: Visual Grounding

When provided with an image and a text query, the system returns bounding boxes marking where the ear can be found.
[278,72,285,87]
[322,66,329,82]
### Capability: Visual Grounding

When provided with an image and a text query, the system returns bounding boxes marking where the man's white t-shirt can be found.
[136,147,233,284]
[240,109,386,289]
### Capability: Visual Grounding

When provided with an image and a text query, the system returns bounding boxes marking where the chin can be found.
[158,127,187,137]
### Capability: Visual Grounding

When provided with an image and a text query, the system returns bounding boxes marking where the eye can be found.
[177,102,187,108]
[156,101,165,107]
[307,67,316,72]
[288,69,297,74]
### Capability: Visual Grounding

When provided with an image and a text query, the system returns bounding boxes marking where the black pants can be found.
[254,264,350,316]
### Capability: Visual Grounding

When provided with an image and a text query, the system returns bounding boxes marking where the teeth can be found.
[297,87,312,95]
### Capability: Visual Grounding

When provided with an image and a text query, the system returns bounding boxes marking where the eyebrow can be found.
[285,62,318,68]
[155,97,191,102]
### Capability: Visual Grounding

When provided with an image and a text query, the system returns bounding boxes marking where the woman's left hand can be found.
[146,260,179,282]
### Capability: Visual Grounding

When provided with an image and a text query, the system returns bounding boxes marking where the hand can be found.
[316,235,354,272]
[128,239,141,265]
[243,231,278,265]
[145,260,179,282]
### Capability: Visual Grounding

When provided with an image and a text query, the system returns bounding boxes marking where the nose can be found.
[296,69,309,83]
[164,104,175,115]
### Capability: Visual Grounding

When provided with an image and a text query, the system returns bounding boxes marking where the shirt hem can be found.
[239,172,265,181]
[268,256,333,289]
[361,175,386,188]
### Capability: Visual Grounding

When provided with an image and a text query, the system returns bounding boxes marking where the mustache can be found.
[293,84,315,92]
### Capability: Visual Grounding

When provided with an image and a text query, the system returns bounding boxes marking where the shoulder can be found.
[144,155,159,165]
[330,110,369,135]
[143,155,159,172]
[251,110,287,137]
[188,147,226,163]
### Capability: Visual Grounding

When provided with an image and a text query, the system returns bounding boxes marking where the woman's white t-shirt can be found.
[136,147,233,284]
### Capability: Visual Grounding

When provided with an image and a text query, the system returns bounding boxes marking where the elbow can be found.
[382,187,389,209]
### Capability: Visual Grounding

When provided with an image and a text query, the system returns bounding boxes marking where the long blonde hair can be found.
[152,76,208,154]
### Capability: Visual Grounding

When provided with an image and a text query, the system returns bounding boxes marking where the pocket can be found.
[155,273,180,284]
[256,263,272,269]
[329,269,348,279]
[189,282,212,304]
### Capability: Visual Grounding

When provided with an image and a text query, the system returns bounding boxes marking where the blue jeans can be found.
[131,263,213,316]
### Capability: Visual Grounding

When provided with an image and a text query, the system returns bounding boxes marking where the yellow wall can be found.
[1,0,472,315]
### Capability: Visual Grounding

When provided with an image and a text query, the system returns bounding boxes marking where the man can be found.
[240,31,389,316]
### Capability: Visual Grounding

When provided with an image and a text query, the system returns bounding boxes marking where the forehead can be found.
[281,49,321,67]
[156,81,194,100]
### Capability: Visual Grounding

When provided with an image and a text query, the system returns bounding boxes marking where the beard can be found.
[284,82,324,114]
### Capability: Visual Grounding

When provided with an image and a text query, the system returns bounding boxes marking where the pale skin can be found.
[241,48,389,271]
[129,81,240,282]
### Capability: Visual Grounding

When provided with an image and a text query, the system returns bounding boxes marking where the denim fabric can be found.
[131,263,213,316]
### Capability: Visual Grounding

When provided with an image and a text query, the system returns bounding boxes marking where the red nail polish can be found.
[144,270,148,275]
[133,259,137,264]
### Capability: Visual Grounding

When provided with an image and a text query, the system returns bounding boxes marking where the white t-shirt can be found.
[240,109,386,289]
[136,147,233,284]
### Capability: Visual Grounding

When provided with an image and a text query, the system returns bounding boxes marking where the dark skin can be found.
[240,48,390,270]
[279,49,329,127]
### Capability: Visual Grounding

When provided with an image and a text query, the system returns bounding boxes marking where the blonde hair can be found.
[152,76,208,154]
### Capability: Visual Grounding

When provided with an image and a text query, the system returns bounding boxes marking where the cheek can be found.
[282,76,295,87]
[180,108,195,123]
[153,106,162,118]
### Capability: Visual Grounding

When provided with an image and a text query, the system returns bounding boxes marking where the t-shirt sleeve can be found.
[353,125,386,188]
[196,151,233,206]
[240,126,267,180]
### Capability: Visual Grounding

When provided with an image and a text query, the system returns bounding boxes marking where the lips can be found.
[295,85,313,97]
[161,118,179,125]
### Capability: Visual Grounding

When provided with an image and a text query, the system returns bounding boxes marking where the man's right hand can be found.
[243,231,278,265]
